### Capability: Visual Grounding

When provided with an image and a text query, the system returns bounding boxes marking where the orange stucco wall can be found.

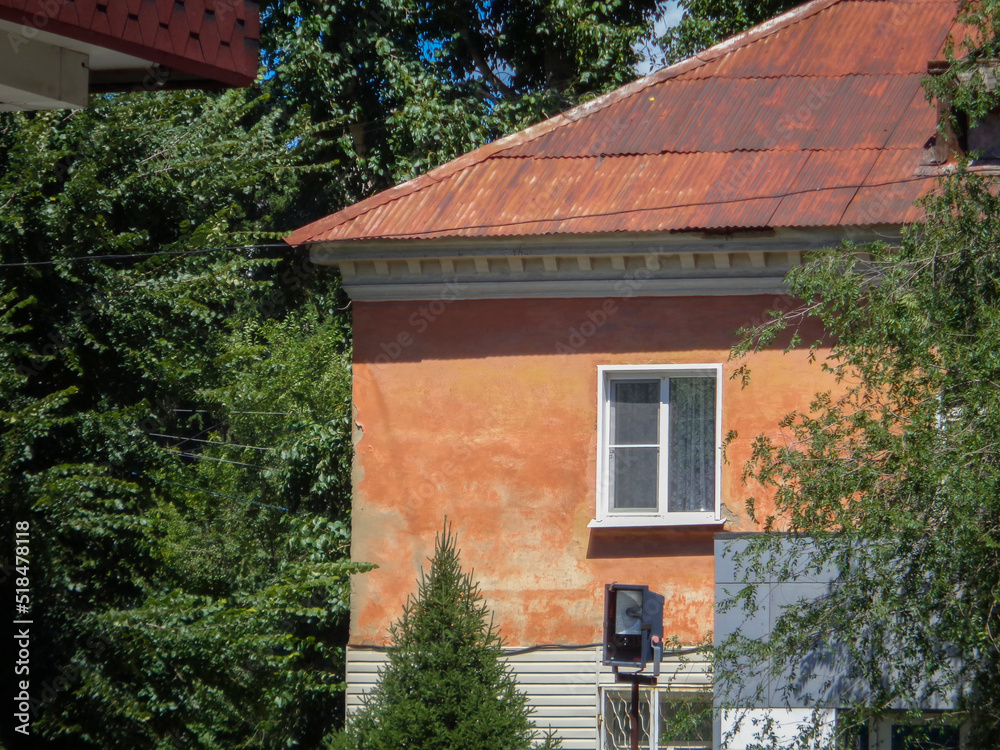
[349,294,829,647]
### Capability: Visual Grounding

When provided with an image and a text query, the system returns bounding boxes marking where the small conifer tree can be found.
[341,523,560,750]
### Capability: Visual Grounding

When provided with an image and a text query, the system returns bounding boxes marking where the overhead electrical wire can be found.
[147,432,273,452]
[152,475,290,513]
[345,174,928,241]
[161,420,228,448]
[0,173,933,269]
[171,452,270,470]
[0,242,299,269]
[351,642,707,657]
[173,409,290,416]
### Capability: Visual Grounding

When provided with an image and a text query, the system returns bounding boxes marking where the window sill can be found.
[588,514,724,529]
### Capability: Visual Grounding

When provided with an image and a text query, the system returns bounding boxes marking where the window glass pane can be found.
[611,380,659,445]
[611,446,658,510]
[667,378,716,513]
[604,689,652,750]
[658,694,713,749]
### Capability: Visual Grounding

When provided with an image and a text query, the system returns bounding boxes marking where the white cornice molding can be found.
[343,274,791,302]
[310,227,899,301]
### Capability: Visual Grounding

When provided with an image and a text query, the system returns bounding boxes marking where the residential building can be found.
[287,0,962,746]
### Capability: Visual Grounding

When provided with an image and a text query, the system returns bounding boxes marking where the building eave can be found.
[309,225,898,302]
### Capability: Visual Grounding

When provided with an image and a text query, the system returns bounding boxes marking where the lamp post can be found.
[603,584,665,750]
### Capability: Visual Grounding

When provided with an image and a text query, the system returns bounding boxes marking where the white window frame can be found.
[590,364,723,528]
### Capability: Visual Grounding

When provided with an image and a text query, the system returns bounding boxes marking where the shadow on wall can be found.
[353,295,817,364]
[587,527,715,559]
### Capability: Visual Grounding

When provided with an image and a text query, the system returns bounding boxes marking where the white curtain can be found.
[668,378,715,513]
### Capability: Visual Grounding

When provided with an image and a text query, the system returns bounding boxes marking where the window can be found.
[591,365,723,527]
[602,688,713,750]
[854,717,965,750]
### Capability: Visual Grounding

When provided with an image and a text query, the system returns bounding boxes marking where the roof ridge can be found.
[285,0,848,246]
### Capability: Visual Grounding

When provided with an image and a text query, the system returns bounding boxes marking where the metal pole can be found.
[630,675,640,750]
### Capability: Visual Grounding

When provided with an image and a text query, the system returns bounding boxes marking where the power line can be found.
[0,247,219,269]
[338,174,933,240]
[0,173,934,265]
[350,642,706,657]
[147,432,273,452]
[167,410,345,444]
[0,242,300,269]
[167,451,270,470]
[0,174,938,268]
[154,476,289,512]
[504,643,602,655]
[165,420,228,447]
[173,409,290,416]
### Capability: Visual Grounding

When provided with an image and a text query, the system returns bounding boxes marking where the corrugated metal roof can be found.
[498,74,924,156]
[675,1,955,80]
[287,0,958,246]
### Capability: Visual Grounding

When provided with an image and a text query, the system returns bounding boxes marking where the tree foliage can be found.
[658,0,797,64]
[336,525,559,750]
[715,2,1000,744]
[262,0,664,213]
[0,86,373,748]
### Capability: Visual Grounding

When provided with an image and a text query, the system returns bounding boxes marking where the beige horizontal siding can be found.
[346,645,711,750]
[506,649,601,748]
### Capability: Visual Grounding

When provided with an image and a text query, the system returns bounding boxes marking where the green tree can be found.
[337,525,558,750]
[262,0,664,214]
[0,86,369,748]
[714,2,1000,745]
[658,0,797,65]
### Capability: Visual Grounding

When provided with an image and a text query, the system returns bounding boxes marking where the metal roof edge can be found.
[284,0,848,248]
[306,225,899,263]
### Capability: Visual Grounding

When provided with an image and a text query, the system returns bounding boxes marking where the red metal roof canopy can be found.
[0,0,259,109]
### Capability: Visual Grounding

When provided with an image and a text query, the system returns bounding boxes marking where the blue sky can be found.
[635,1,684,75]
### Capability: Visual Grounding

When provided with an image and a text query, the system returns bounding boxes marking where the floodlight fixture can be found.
[602,583,665,674]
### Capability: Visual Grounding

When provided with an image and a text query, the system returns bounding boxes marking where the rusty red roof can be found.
[287,0,957,246]
[0,0,259,88]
